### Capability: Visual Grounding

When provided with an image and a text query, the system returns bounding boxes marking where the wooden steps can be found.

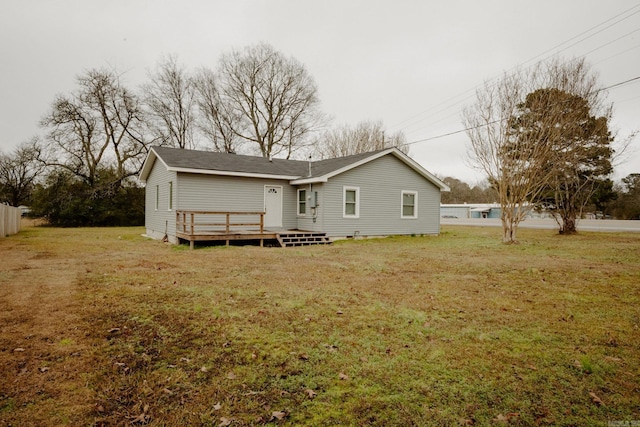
[277,231,332,247]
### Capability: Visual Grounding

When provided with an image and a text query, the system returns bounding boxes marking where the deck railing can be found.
[176,210,265,236]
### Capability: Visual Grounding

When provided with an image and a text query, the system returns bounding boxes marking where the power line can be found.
[404,75,640,147]
[581,27,640,58]
[535,6,640,61]
[390,4,640,138]
[601,75,640,91]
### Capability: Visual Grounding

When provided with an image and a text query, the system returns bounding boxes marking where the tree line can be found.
[0,43,406,226]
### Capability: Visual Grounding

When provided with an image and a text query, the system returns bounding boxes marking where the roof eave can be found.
[168,167,299,181]
[139,147,161,183]
[389,149,451,192]
[289,177,328,185]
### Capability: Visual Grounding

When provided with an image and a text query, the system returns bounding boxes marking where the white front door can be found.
[264,185,283,228]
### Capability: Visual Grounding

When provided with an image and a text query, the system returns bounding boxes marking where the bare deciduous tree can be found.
[144,55,196,149]
[193,68,242,153]
[315,120,408,159]
[41,69,148,187]
[463,67,557,243]
[0,138,45,206]
[215,43,324,159]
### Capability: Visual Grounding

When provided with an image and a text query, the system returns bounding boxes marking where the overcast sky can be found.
[1,0,639,183]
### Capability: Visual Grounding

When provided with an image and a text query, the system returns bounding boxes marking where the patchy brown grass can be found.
[1,223,639,426]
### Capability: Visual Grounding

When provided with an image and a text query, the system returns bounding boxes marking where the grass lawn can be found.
[0,223,639,426]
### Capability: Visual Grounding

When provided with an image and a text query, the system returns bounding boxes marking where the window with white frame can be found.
[168,181,173,211]
[401,191,418,218]
[297,189,307,216]
[343,186,360,218]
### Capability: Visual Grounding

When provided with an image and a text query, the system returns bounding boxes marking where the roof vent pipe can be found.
[308,155,312,177]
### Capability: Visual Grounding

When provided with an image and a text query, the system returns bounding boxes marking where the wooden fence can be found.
[0,205,21,238]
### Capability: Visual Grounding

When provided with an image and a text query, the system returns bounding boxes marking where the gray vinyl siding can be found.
[321,154,441,237]
[176,173,298,230]
[145,160,177,240]
[295,183,325,232]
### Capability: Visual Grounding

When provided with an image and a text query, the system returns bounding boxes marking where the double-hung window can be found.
[297,189,307,216]
[401,191,417,219]
[168,181,173,211]
[343,186,360,218]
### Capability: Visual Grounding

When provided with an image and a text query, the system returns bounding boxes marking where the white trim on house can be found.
[139,147,300,183]
[291,148,450,192]
[343,186,360,219]
[401,190,418,219]
[166,167,298,181]
[292,150,394,185]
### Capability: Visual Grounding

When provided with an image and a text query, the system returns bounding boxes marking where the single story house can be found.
[139,146,450,245]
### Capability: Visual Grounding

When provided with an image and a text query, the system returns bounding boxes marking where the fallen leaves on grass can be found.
[492,413,519,424]
[270,411,288,421]
[304,388,317,399]
[589,392,604,406]
[129,404,151,425]
[218,417,232,426]
[339,372,349,380]
[226,371,236,379]
[213,402,222,411]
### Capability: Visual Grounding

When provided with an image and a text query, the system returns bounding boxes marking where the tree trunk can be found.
[560,212,578,234]
[501,216,519,244]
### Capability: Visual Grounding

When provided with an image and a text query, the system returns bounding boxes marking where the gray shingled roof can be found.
[141,146,449,191]
[150,146,388,179]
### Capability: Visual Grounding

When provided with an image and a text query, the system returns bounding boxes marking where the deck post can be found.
[182,212,186,233]
[260,213,264,233]
[190,213,194,236]
[226,213,230,233]
[190,239,194,250]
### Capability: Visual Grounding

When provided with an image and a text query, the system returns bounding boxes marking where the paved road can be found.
[441,218,640,233]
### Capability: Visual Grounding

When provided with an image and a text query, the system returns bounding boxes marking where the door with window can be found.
[264,185,283,228]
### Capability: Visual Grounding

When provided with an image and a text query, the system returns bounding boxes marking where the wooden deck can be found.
[176,210,275,249]
[175,210,332,249]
